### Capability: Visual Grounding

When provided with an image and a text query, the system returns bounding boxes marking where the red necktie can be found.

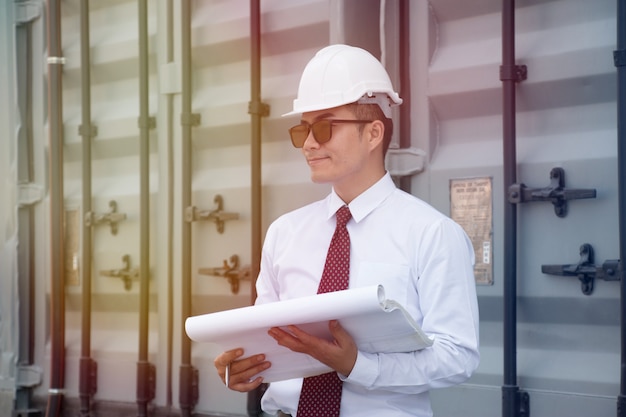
[297,205,352,417]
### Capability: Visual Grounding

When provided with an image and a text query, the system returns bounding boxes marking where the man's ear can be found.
[367,120,385,151]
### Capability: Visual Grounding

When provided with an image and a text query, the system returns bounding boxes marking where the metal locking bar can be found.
[508,167,596,217]
[542,243,621,295]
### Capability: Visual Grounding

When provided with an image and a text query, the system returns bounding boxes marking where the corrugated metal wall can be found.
[0,0,620,416]
[55,0,332,415]
[187,1,332,413]
[421,0,619,416]
[2,1,49,415]
[0,1,19,415]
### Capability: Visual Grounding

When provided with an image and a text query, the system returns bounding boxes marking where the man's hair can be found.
[347,103,394,158]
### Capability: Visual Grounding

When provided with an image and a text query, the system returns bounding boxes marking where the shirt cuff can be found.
[341,351,378,388]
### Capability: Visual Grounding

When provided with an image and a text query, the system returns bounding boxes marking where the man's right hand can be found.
[213,348,271,392]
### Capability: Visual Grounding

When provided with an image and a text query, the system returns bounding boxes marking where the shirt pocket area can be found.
[354,262,411,307]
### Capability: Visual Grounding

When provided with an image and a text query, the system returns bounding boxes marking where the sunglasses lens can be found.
[289,120,334,148]
[289,124,310,148]
[311,120,332,144]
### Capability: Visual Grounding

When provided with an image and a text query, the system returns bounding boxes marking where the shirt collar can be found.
[327,172,396,223]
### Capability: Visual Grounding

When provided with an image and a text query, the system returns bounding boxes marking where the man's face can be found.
[299,105,372,190]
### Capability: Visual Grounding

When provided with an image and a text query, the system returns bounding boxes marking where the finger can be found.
[268,326,310,352]
[214,348,244,368]
[229,353,268,375]
[286,325,314,341]
[268,326,298,343]
[287,324,340,351]
[327,320,358,375]
[215,349,267,388]
[229,375,265,393]
[228,359,271,392]
[328,320,352,347]
[214,348,243,383]
[230,360,271,385]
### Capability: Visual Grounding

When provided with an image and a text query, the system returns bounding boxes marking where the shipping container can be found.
[0,0,622,416]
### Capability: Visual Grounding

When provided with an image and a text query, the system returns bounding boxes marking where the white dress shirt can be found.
[256,173,480,417]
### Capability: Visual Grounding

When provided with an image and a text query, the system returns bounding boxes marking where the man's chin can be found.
[309,174,331,184]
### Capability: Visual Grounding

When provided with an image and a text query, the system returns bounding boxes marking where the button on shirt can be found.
[255,173,480,417]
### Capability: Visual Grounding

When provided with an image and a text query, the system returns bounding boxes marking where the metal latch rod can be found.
[85,200,127,235]
[185,194,239,233]
[541,243,621,295]
[99,254,140,291]
[198,254,251,294]
[508,167,596,217]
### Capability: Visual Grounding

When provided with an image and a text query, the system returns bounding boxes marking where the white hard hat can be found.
[282,44,402,118]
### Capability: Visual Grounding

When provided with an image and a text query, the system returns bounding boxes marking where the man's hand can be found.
[268,320,357,376]
[213,348,271,392]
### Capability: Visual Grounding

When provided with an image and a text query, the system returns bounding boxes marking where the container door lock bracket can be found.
[99,254,141,290]
[508,167,596,217]
[85,200,127,235]
[541,243,621,295]
[198,254,251,294]
[185,194,239,233]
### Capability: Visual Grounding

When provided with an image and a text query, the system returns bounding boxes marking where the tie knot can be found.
[336,205,352,228]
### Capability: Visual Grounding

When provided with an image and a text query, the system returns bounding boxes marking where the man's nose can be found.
[302,129,319,149]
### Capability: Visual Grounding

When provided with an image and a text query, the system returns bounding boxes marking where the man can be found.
[214,44,479,417]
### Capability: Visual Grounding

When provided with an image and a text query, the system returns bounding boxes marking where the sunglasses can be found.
[288,119,373,148]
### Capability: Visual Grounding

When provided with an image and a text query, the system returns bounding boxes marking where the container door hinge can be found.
[614,49,626,68]
[15,1,42,25]
[179,364,199,410]
[79,357,97,396]
[248,100,270,117]
[504,387,530,417]
[541,243,621,295]
[137,361,156,403]
[508,167,596,217]
[18,183,44,207]
[78,124,98,138]
[386,147,427,177]
[181,113,201,127]
[518,390,530,417]
[16,365,42,388]
[500,64,528,82]
[138,116,156,129]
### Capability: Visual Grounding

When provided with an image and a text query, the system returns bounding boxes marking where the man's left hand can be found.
[268,320,357,376]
